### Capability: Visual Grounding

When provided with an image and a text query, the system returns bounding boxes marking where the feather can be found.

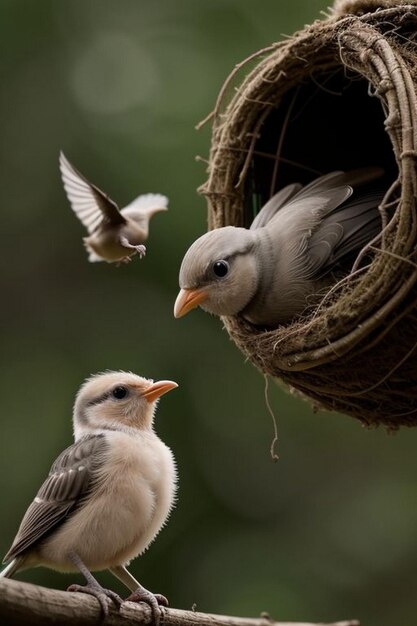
[3,435,108,562]
[308,191,383,272]
[250,183,302,230]
[59,152,125,233]
[122,193,168,216]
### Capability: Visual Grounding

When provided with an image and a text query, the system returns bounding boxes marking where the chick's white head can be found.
[174,226,258,318]
[73,371,177,439]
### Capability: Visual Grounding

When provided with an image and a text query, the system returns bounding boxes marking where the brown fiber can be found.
[199,2,417,428]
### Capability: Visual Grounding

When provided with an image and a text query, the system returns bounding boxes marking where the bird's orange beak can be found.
[174,288,208,318]
[142,380,178,403]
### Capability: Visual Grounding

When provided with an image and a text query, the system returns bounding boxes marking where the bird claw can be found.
[153,593,169,607]
[135,245,146,259]
[115,245,145,266]
[67,583,123,616]
[119,236,146,260]
[125,587,168,625]
[116,255,134,267]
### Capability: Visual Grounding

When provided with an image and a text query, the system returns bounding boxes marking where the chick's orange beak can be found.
[142,380,178,403]
[174,288,208,318]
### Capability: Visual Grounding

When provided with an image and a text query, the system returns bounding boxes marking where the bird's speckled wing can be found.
[59,152,126,233]
[3,435,109,562]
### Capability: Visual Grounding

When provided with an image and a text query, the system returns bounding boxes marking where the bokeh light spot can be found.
[70,31,159,114]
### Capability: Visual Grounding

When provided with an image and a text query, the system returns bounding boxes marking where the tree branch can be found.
[0,578,359,626]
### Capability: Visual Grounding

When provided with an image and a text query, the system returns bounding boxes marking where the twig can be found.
[269,87,298,197]
[264,374,279,462]
[195,44,278,130]
[0,579,360,626]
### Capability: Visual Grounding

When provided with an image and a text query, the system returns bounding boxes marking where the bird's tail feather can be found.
[0,558,22,578]
[341,166,385,188]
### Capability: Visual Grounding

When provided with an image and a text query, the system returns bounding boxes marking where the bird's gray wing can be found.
[287,171,345,201]
[3,435,109,562]
[264,171,382,275]
[250,183,302,230]
[265,173,353,244]
[59,152,126,233]
[279,168,383,219]
[274,172,353,222]
[305,191,383,275]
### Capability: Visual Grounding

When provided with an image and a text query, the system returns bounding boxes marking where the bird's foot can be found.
[116,255,134,267]
[135,244,146,259]
[67,582,123,616]
[119,236,146,259]
[125,586,168,625]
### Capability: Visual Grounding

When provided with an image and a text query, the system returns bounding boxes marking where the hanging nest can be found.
[199,0,417,428]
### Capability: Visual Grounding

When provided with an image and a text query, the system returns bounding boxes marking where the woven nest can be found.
[200,1,417,428]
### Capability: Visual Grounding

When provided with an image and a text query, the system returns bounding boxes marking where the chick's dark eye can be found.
[212,260,229,278]
[112,386,129,400]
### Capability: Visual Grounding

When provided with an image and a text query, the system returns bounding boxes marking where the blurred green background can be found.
[1,1,417,625]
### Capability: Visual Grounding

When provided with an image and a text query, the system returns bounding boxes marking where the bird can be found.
[1,371,178,622]
[174,169,385,327]
[59,151,168,264]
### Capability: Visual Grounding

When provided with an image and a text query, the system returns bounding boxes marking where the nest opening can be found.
[244,68,397,226]
[202,4,417,428]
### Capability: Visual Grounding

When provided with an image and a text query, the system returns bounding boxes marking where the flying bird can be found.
[1,371,178,622]
[60,152,168,264]
[174,169,385,327]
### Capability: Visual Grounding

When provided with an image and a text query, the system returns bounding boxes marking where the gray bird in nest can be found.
[60,152,168,264]
[174,169,384,327]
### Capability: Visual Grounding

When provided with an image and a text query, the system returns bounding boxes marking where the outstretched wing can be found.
[121,193,168,223]
[3,435,109,562]
[59,152,126,233]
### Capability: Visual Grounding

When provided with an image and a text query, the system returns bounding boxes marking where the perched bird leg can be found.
[110,565,168,626]
[125,583,168,625]
[119,236,146,259]
[67,551,123,616]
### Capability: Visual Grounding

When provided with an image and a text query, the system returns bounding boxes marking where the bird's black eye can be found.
[212,260,229,278]
[112,386,129,400]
